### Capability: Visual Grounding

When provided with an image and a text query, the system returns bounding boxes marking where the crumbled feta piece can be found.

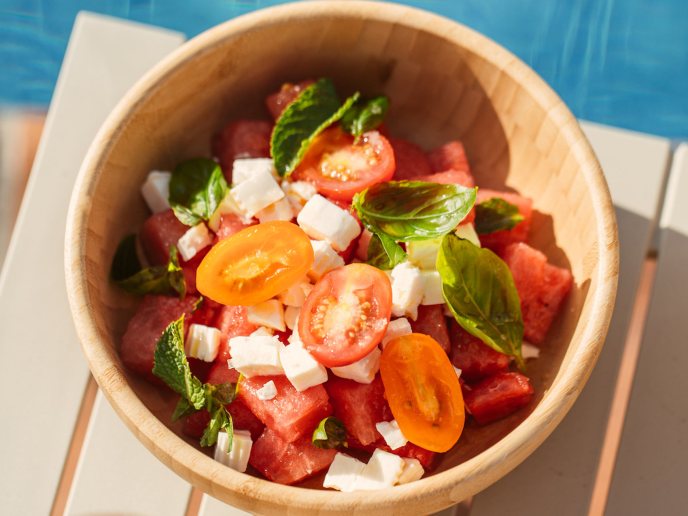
[309,240,345,280]
[185,324,221,362]
[284,306,300,331]
[250,327,273,337]
[420,270,444,305]
[375,420,408,450]
[177,223,212,261]
[208,191,252,231]
[256,380,277,401]
[230,168,285,218]
[214,430,252,473]
[453,366,462,379]
[331,347,381,384]
[232,158,277,184]
[390,261,424,320]
[246,299,285,332]
[256,196,294,223]
[282,180,317,214]
[455,223,481,247]
[140,170,171,213]
[279,343,328,392]
[297,194,360,251]
[406,237,442,270]
[323,453,367,492]
[522,342,540,360]
[278,278,312,307]
[397,458,424,484]
[228,334,284,377]
[353,449,406,490]
[381,318,413,348]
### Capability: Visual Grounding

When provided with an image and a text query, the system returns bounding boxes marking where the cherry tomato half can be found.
[298,263,392,367]
[294,127,395,201]
[380,333,465,452]
[197,221,313,306]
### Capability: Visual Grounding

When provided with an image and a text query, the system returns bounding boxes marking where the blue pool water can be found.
[0,0,686,138]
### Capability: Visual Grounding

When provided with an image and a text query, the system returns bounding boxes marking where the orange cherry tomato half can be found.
[197,221,313,306]
[380,333,465,452]
[298,263,392,367]
[294,126,395,201]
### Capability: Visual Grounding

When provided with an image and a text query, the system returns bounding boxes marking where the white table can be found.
[1,14,685,516]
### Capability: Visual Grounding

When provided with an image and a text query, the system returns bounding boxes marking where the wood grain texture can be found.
[64,2,618,514]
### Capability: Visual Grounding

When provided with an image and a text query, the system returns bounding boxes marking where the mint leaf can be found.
[110,234,141,281]
[201,405,233,450]
[152,317,206,410]
[437,234,525,369]
[113,243,186,298]
[172,397,197,422]
[312,416,348,449]
[475,198,524,234]
[206,382,237,405]
[341,96,389,141]
[169,158,228,226]
[271,78,359,176]
[367,232,406,270]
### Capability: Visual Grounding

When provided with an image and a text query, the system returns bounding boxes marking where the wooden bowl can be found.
[65,1,618,514]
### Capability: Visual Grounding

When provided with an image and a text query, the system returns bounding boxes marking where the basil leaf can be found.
[367,232,406,270]
[341,96,389,141]
[110,234,141,281]
[437,234,525,369]
[271,78,360,176]
[312,417,348,449]
[169,158,228,226]
[114,245,186,298]
[475,198,524,234]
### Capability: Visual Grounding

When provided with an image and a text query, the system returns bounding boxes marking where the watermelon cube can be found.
[212,120,272,180]
[410,305,451,354]
[417,169,475,188]
[390,138,432,180]
[501,243,573,344]
[249,428,336,485]
[476,190,532,253]
[464,372,534,425]
[215,213,254,241]
[238,375,332,443]
[214,305,258,362]
[428,140,471,173]
[449,321,510,382]
[265,80,314,120]
[140,209,188,265]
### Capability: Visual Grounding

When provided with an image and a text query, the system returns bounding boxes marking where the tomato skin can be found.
[197,221,313,306]
[294,127,395,201]
[380,333,465,452]
[299,263,392,367]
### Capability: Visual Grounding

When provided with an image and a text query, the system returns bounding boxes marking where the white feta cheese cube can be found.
[282,180,317,214]
[140,170,171,213]
[331,347,381,384]
[229,335,284,377]
[406,237,442,270]
[232,158,277,184]
[208,191,252,232]
[284,306,300,331]
[256,196,294,223]
[256,380,277,401]
[420,270,444,305]
[375,420,408,450]
[250,327,273,337]
[453,366,463,379]
[381,318,413,348]
[297,194,360,251]
[279,343,328,392]
[278,278,312,307]
[455,223,481,247]
[522,342,540,360]
[390,262,424,320]
[397,458,424,484]
[323,453,366,492]
[185,324,221,362]
[230,168,285,218]
[214,430,252,473]
[177,223,212,261]
[246,299,285,332]
[309,240,345,280]
[353,449,406,490]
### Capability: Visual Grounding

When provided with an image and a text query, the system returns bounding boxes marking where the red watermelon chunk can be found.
[212,120,272,180]
[428,140,471,173]
[182,410,211,439]
[325,375,392,447]
[410,305,451,354]
[215,305,258,362]
[239,375,332,443]
[417,169,475,188]
[265,80,314,120]
[449,321,510,382]
[120,295,198,379]
[464,372,534,425]
[501,243,572,344]
[249,428,336,485]
[215,213,255,241]
[476,190,532,253]
[390,138,432,180]
[140,209,188,265]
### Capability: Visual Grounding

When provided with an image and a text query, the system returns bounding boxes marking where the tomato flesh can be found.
[197,221,313,306]
[299,263,392,367]
[294,127,395,201]
[380,333,464,452]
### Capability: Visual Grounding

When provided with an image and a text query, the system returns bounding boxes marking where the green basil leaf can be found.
[271,78,360,176]
[110,234,141,281]
[152,316,207,410]
[367,232,406,270]
[475,198,524,234]
[312,416,348,449]
[353,180,477,241]
[341,96,389,141]
[172,397,198,422]
[437,234,525,369]
[115,245,186,298]
[169,158,228,226]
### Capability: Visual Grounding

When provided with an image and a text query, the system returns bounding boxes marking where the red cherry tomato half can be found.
[298,263,392,367]
[294,127,395,201]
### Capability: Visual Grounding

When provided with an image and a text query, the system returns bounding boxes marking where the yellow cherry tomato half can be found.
[196,220,314,306]
[380,333,465,452]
